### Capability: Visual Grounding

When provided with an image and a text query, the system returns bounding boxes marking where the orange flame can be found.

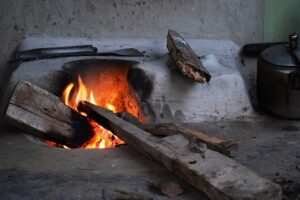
[53,65,145,149]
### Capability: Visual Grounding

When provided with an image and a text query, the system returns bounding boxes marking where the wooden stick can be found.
[79,102,281,200]
[167,30,211,83]
[117,112,238,157]
[145,123,238,158]
[4,81,93,147]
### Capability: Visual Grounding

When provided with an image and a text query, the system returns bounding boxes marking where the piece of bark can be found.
[4,81,93,147]
[79,102,282,200]
[167,30,211,83]
[154,180,184,198]
[102,187,153,200]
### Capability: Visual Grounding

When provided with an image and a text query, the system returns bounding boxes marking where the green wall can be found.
[265,0,300,42]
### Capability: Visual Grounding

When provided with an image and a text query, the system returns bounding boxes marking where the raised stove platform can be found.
[1,37,255,122]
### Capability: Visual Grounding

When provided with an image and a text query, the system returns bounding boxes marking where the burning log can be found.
[167,30,211,83]
[79,102,282,200]
[4,81,93,147]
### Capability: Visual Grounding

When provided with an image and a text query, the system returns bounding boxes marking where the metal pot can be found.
[257,33,300,119]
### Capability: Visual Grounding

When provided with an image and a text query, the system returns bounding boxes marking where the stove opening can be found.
[46,59,152,149]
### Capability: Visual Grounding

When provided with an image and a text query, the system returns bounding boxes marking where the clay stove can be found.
[1,37,254,149]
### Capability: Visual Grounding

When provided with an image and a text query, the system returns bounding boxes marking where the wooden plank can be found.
[79,102,282,200]
[167,30,211,83]
[4,81,93,147]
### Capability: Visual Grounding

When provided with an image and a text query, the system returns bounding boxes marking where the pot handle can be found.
[242,42,286,57]
[288,33,300,89]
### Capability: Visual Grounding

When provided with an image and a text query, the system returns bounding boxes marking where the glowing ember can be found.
[48,65,145,149]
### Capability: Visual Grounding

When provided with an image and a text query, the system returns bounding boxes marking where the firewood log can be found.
[5,81,93,147]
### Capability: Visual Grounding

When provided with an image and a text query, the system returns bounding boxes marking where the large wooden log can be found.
[5,81,93,147]
[79,102,282,200]
[167,30,211,83]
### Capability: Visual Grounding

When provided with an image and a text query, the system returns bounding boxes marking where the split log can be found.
[4,81,93,147]
[167,30,211,83]
[79,102,282,200]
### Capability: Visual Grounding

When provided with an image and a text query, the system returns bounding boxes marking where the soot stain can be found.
[127,67,153,100]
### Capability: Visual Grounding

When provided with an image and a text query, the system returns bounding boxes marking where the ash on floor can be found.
[189,119,300,200]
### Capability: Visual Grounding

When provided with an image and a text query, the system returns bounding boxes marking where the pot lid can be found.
[260,33,300,68]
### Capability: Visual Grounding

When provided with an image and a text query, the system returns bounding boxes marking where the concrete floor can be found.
[0,127,208,200]
[1,118,300,199]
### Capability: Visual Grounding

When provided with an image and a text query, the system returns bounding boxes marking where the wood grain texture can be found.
[5,81,93,147]
[79,102,282,200]
[167,30,211,83]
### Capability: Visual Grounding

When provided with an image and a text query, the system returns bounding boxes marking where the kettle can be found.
[256,33,300,118]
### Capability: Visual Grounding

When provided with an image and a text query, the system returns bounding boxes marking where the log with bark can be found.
[4,81,93,147]
[167,30,211,83]
[79,102,282,200]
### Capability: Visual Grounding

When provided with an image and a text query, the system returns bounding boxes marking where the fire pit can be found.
[50,59,149,149]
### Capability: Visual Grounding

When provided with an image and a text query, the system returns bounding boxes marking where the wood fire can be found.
[51,65,145,149]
